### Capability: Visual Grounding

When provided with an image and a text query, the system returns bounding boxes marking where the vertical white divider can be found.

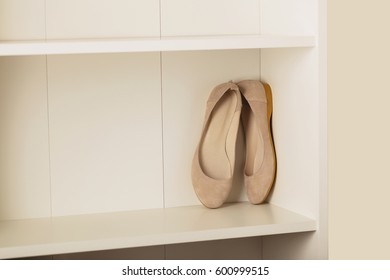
[318,0,328,259]
[0,56,51,220]
[159,0,165,210]
[44,0,52,218]
[45,57,53,218]
[260,0,325,259]
[258,0,263,258]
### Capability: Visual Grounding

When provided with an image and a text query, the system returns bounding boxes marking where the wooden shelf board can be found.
[0,35,316,56]
[0,202,316,259]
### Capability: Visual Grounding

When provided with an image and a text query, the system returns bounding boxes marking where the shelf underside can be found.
[0,35,316,56]
[0,202,316,259]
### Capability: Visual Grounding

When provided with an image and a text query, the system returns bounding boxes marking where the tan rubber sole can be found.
[262,82,277,201]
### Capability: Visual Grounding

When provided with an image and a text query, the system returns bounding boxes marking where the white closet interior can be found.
[0,0,327,259]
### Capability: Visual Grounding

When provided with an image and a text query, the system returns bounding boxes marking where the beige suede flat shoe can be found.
[192,82,242,208]
[237,80,276,204]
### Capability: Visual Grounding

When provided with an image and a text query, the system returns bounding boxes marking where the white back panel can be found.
[46,0,160,39]
[0,0,45,40]
[260,0,317,35]
[161,0,260,36]
[48,53,163,216]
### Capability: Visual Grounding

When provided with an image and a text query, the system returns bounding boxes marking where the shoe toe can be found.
[191,153,232,208]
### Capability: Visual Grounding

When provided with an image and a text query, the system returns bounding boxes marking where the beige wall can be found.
[328,0,390,259]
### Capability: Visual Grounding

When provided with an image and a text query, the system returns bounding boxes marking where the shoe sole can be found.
[262,82,277,202]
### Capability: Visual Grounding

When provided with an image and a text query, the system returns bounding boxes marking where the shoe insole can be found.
[200,90,240,180]
[242,101,265,176]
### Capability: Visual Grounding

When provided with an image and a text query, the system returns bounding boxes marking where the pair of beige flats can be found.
[192,80,276,209]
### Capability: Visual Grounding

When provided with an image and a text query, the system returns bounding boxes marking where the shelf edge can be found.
[0,35,317,56]
[0,203,316,259]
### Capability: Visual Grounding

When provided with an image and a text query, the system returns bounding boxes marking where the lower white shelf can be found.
[0,202,316,259]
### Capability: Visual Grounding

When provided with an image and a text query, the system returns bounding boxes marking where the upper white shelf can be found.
[0,202,316,259]
[0,35,316,56]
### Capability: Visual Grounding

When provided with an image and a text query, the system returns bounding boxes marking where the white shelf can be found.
[0,202,316,259]
[0,35,316,56]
